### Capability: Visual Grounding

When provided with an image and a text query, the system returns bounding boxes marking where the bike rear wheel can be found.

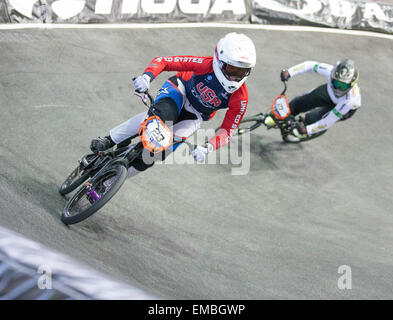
[59,154,98,195]
[61,164,127,225]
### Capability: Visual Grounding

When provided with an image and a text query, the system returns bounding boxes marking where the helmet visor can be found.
[222,63,251,82]
[332,79,351,91]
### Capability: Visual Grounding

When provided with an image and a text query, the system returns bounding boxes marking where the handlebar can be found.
[132,76,155,107]
[280,80,287,96]
[134,91,154,108]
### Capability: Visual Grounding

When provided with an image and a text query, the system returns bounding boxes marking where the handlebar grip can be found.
[132,76,154,108]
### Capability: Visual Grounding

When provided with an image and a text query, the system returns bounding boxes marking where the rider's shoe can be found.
[264,115,276,127]
[90,136,115,153]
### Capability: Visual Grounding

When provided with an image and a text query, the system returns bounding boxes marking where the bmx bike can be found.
[59,91,193,225]
[220,80,327,143]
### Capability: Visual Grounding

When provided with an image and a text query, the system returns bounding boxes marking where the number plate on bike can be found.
[139,116,173,153]
[271,95,291,120]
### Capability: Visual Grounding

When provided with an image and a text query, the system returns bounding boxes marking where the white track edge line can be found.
[0,23,392,40]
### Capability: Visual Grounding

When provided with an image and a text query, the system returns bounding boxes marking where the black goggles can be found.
[222,63,251,82]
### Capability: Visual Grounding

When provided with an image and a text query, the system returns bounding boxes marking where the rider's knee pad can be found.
[149,97,179,124]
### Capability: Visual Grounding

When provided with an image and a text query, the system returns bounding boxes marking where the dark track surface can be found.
[0,27,392,299]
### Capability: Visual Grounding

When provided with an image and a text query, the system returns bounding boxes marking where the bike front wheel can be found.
[61,164,128,225]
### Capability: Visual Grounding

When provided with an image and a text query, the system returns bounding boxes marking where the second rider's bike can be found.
[220,80,327,143]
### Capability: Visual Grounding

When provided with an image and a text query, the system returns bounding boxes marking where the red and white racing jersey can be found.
[144,56,249,150]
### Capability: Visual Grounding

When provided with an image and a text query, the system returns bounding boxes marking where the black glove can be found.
[280,69,290,82]
[295,121,307,135]
[340,109,357,121]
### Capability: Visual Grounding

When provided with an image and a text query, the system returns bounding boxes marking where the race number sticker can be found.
[271,95,291,120]
[139,116,173,153]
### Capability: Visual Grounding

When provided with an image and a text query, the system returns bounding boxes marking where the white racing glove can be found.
[133,74,151,93]
[192,143,214,163]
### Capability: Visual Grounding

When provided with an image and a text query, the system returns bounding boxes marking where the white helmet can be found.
[213,32,256,94]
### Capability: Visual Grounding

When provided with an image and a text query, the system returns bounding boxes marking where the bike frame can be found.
[237,81,293,135]
[235,80,327,143]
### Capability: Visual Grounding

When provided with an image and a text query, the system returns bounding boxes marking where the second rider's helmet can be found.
[213,32,256,94]
[330,59,359,97]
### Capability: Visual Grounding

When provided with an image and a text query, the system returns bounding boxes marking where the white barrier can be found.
[0,226,158,300]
